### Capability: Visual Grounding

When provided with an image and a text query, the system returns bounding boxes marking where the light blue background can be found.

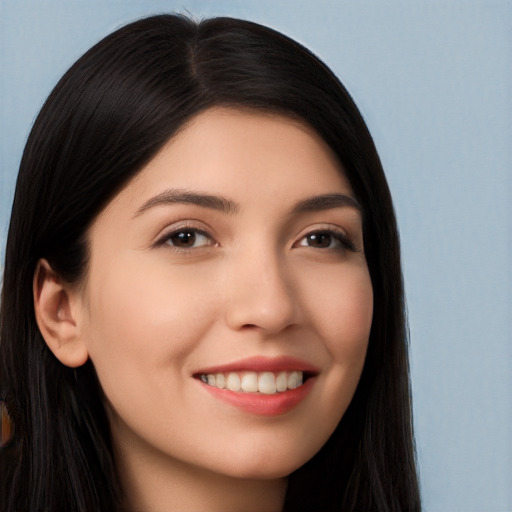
[1,1,510,511]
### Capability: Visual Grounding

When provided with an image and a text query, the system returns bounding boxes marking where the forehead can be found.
[101,107,353,220]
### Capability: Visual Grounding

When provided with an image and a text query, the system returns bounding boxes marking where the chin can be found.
[211,445,316,481]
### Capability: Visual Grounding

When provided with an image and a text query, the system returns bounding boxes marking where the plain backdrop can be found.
[1,1,510,511]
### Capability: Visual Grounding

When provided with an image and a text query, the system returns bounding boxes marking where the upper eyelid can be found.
[154,222,216,246]
[294,222,350,240]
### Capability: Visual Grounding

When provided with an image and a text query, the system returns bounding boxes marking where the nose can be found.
[223,246,298,335]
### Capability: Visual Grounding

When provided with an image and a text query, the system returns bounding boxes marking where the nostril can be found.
[224,272,297,334]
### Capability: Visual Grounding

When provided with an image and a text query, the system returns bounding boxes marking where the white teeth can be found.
[226,373,241,392]
[215,373,225,389]
[276,371,287,392]
[288,371,303,389]
[201,370,305,394]
[258,372,276,394]
[241,372,258,392]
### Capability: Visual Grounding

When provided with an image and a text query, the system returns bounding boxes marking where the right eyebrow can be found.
[133,188,240,217]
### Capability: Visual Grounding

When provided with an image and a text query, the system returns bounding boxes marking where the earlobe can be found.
[33,259,89,368]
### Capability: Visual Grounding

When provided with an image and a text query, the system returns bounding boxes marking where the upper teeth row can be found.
[200,371,304,394]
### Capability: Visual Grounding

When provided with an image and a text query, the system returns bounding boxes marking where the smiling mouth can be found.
[198,370,307,394]
[194,358,318,415]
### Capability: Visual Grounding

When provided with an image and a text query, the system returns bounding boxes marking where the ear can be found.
[33,259,89,368]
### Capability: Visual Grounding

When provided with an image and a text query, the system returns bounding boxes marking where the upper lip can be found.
[194,355,320,376]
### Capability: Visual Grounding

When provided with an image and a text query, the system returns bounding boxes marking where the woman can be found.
[0,14,420,511]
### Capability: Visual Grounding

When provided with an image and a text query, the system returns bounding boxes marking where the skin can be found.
[36,108,373,512]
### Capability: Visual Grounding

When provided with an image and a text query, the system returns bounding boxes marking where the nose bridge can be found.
[224,242,297,333]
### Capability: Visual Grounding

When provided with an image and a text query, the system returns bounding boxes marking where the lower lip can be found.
[199,378,315,416]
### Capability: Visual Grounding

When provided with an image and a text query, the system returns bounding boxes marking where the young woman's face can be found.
[77,108,373,480]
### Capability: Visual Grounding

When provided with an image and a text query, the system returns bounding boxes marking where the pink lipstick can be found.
[194,356,318,416]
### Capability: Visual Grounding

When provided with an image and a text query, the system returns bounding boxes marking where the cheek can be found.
[81,256,219,390]
[332,275,373,358]
[304,263,372,423]
[281,264,372,465]
[304,263,373,362]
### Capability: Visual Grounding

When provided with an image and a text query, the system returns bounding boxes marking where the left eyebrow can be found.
[133,188,239,217]
[291,193,361,214]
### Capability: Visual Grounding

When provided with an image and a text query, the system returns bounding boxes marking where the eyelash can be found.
[156,226,357,253]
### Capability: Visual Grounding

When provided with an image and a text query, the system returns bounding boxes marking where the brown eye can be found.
[305,232,333,248]
[296,229,356,252]
[165,229,212,249]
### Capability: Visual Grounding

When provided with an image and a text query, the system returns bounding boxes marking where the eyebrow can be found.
[134,189,360,217]
[134,189,239,216]
[291,193,361,214]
